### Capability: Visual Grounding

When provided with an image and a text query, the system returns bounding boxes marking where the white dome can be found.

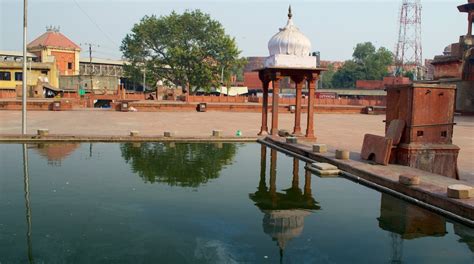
[268,7,312,57]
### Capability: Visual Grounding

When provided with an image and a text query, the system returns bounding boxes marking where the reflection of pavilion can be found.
[250,145,320,261]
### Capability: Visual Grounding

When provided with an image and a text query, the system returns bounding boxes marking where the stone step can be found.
[311,162,338,171]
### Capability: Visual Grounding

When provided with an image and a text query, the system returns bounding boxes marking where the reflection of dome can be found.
[268,7,311,57]
[264,6,317,68]
[263,209,310,250]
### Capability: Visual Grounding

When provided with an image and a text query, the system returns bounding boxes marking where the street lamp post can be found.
[22,0,28,134]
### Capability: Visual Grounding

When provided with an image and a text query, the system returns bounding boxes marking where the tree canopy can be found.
[121,10,244,93]
[331,42,393,88]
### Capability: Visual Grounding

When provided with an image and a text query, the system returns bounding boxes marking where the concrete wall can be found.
[59,75,120,92]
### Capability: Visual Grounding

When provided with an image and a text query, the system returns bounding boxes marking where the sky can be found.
[0,0,468,62]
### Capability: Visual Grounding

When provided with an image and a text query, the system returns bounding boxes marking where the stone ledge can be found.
[261,136,474,224]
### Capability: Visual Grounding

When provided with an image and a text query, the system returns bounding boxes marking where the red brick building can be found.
[27,27,81,76]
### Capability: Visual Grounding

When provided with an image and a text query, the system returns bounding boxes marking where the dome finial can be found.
[288,5,293,19]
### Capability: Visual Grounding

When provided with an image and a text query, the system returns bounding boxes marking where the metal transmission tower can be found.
[394,0,423,80]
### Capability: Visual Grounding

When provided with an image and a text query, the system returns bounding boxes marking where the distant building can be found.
[0,27,136,98]
[0,50,60,98]
[27,26,81,76]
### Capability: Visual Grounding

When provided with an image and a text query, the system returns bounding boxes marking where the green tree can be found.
[320,63,335,88]
[121,10,242,94]
[331,42,393,88]
[121,143,238,187]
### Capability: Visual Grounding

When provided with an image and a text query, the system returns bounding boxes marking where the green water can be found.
[0,142,473,263]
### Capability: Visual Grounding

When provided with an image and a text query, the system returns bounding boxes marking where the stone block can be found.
[335,149,350,160]
[164,131,174,137]
[286,137,297,144]
[278,129,290,137]
[37,129,49,136]
[386,119,406,145]
[311,168,340,176]
[311,162,337,171]
[312,144,327,153]
[361,134,393,165]
[130,131,139,137]
[447,184,474,199]
[399,174,420,186]
[212,130,222,137]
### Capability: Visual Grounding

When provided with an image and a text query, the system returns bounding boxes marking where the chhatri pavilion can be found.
[256,6,326,140]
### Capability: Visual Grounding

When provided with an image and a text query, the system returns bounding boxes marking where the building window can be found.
[0,71,11,81]
[68,62,73,70]
[15,72,23,81]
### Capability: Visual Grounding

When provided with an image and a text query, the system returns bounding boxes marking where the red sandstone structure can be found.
[431,0,474,114]
[362,82,460,179]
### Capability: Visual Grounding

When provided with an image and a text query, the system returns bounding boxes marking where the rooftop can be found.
[28,29,81,51]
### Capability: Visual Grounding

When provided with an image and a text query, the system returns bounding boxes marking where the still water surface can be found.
[0,142,473,263]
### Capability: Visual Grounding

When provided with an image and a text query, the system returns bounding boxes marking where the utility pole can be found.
[143,66,146,92]
[81,43,99,91]
[22,0,28,134]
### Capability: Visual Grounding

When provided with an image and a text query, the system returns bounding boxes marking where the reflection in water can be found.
[22,144,34,264]
[121,142,237,187]
[30,143,80,166]
[378,193,447,263]
[378,193,447,239]
[250,146,320,262]
[454,223,474,253]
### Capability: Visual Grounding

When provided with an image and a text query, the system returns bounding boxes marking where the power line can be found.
[71,0,119,48]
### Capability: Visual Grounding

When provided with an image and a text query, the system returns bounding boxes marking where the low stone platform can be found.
[261,136,474,225]
[0,99,385,114]
[0,134,257,143]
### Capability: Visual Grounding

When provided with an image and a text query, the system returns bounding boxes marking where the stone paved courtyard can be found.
[1,110,473,182]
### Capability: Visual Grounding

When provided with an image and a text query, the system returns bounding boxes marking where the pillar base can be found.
[303,135,317,142]
[292,130,303,137]
[394,143,460,179]
[258,130,269,136]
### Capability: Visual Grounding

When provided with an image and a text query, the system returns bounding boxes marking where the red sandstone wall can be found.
[356,80,384,90]
[248,96,386,106]
[244,72,262,89]
[124,93,146,100]
[433,61,462,79]
[0,90,17,99]
[383,76,411,85]
[51,51,76,75]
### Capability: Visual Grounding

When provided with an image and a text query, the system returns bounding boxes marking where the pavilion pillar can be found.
[305,75,317,140]
[259,144,267,190]
[269,148,277,197]
[304,164,312,197]
[292,158,299,189]
[271,78,280,135]
[469,13,473,36]
[259,79,270,135]
[292,78,304,136]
